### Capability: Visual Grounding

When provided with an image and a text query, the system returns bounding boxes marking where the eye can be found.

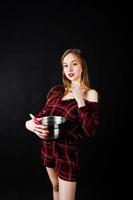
[63,64,68,68]
[73,62,77,66]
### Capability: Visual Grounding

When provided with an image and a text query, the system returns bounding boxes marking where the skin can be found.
[25,52,98,200]
[62,53,98,105]
[25,115,49,139]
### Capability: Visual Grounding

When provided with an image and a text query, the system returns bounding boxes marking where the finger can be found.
[38,131,49,138]
[29,113,35,119]
[71,89,77,95]
[37,117,43,121]
[39,134,48,139]
[34,131,47,139]
[70,89,74,93]
[33,118,41,125]
[36,125,48,129]
[34,128,49,134]
[29,114,41,125]
[39,131,49,135]
[29,113,43,121]
[71,87,77,91]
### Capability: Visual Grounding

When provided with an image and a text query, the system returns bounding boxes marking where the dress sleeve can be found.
[77,101,100,137]
[35,85,63,118]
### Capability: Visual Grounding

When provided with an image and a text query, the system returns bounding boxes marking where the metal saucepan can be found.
[41,116,66,140]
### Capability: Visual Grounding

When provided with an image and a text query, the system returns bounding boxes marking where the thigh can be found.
[58,177,76,200]
[46,167,58,184]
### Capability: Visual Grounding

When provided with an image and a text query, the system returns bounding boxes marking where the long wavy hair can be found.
[61,48,91,95]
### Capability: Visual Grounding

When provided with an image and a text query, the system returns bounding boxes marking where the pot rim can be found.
[41,115,66,125]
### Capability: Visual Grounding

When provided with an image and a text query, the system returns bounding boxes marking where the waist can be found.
[57,135,80,146]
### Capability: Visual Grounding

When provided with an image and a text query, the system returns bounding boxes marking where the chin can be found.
[66,76,74,81]
[69,78,76,82]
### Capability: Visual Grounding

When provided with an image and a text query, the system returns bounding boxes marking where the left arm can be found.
[72,87,100,137]
[78,101,99,137]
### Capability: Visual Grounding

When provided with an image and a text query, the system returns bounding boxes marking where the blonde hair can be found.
[61,48,90,95]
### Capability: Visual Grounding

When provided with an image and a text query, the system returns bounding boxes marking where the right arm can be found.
[25,114,49,139]
[25,88,52,139]
[25,85,63,139]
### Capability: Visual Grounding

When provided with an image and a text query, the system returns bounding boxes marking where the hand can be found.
[71,83,85,107]
[29,114,42,125]
[25,114,49,139]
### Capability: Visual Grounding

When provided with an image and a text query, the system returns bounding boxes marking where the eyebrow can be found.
[63,59,77,65]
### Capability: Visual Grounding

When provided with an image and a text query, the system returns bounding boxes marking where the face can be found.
[62,53,83,84]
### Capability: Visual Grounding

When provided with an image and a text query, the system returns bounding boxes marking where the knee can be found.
[52,181,59,192]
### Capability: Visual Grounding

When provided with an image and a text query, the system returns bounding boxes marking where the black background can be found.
[0,2,130,199]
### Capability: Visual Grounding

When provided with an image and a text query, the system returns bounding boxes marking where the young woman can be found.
[25,48,99,200]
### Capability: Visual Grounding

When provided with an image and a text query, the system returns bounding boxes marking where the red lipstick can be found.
[68,73,74,77]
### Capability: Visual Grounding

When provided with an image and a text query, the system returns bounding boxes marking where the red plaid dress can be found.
[35,85,99,182]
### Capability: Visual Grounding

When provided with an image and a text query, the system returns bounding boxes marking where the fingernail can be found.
[29,114,34,118]
[34,117,41,125]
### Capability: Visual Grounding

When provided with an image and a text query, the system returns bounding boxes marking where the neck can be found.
[71,81,81,87]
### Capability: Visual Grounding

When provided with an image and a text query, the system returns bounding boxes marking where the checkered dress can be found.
[35,85,99,181]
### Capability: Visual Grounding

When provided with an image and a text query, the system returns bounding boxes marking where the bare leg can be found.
[58,177,77,200]
[46,167,59,200]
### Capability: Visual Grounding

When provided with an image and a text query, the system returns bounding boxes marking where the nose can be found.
[69,64,73,71]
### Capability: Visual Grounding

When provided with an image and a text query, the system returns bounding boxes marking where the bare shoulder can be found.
[85,88,99,102]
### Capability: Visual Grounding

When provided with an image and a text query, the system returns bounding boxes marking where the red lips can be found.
[68,73,74,77]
